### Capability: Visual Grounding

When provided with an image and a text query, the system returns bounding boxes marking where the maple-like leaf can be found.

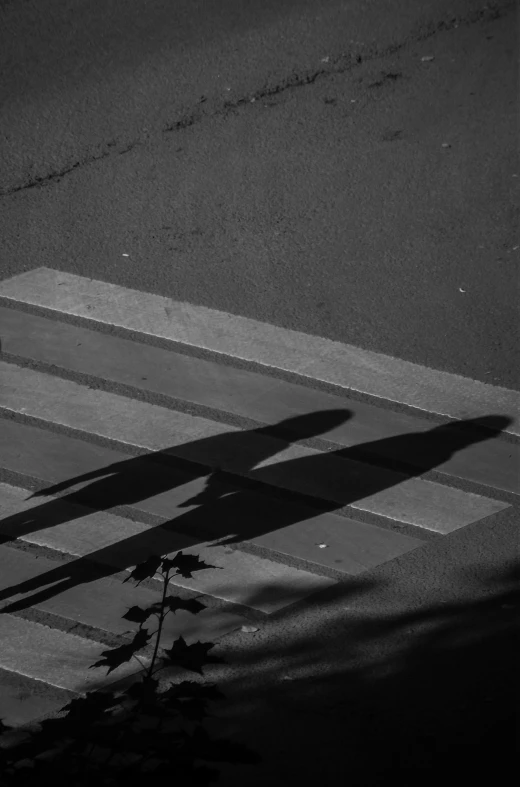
[162,637,225,675]
[8,715,78,763]
[126,676,159,703]
[34,715,72,740]
[61,691,119,721]
[124,554,163,585]
[90,628,151,674]
[165,596,206,615]
[162,680,225,702]
[122,603,161,624]
[162,551,218,579]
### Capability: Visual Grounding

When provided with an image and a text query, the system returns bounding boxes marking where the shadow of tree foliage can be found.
[196,561,519,785]
[0,557,517,785]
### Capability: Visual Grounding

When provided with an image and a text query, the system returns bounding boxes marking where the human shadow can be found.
[0,411,512,612]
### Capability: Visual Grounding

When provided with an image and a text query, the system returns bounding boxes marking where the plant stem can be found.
[146,568,170,679]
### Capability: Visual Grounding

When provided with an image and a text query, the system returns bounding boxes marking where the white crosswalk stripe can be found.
[0,362,509,531]
[1,267,518,430]
[0,483,336,614]
[2,306,516,492]
[0,268,517,726]
[0,614,149,692]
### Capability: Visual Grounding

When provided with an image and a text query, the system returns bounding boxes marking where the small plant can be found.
[0,552,259,785]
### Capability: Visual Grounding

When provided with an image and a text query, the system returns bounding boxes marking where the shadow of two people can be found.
[0,410,511,612]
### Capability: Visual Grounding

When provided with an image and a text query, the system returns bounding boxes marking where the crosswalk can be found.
[0,267,518,728]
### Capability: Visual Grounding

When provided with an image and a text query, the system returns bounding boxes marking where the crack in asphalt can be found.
[3,142,137,196]
[0,1,512,198]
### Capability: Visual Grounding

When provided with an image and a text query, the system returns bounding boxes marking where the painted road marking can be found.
[0,422,424,576]
[0,268,515,729]
[0,614,146,693]
[0,362,509,532]
[0,482,340,613]
[0,544,248,640]
[0,267,518,431]
[0,417,203,505]
[2,306,517,494]
[0,667,76,727]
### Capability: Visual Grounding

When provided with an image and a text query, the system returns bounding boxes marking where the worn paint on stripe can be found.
[2,306,517,494]
[0,268,517,431]
[0,614,146,692]
[0,363,510,531]
[0,483,337,612]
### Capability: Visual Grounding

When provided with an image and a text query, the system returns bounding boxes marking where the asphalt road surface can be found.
[0,0,518,387]
[0,2,518,784]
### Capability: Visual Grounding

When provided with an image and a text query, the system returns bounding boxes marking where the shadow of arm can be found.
[29,463,121,498]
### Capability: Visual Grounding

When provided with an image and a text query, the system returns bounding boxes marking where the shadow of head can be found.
[259,409,353,441]
[435,414,513,447]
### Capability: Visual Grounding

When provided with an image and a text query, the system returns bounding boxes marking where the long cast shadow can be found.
[0,411,511,611]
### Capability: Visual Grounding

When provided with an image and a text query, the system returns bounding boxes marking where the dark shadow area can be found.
[0,411,512,613]
[197,561,519,785]
[64,559,516,785]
